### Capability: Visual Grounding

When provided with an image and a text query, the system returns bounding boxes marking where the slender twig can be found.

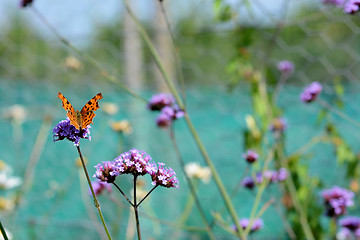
[0,221,9,240]
[137,185,158,207]
[133,175,142,240]
[169,128,216,240]
[319,99,360,128]
[30,6,146,103]
[122,1,245,238]
[76,145,112,240]
[112,182,134,207]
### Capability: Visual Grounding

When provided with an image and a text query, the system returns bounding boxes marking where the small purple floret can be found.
[277,60,294,74]
[232,218,263,233]
[242,150,258,164]
[93,161,119,183]
[321,186,354,217]
[147,93,175,111]
[300,82,322,103]
[53,118,91,146]
[90,180,112,196]
[344,0,360,14]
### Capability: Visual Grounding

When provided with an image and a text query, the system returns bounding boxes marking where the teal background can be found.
[1,80,359,239]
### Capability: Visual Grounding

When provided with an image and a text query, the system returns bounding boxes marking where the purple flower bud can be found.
[321,186,354,217]
[156,112,173,128]
[148,162,179,188]
[277,60,294,74]
[275,168,288,182]
[147,93,175,111]
[344,0,360,14]
[242,150,258,164]
[20,0,33,8]
[242,177,255,189]
[232,218,263,234]
[300,82,322,103]
[339,216,360,231]
[90,180,112,196]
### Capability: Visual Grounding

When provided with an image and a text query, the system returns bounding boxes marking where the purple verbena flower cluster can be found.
[242,168,288,189]
[147,93,184,128]
[277,60,294,75]
[231,218,263,234]
[300,82,322,103]
[93,149,179,188]
[242,150,258,164]
[53,118,91,146]
[337,216,360,239]
[321,186,354,217]
[90,180,112,196]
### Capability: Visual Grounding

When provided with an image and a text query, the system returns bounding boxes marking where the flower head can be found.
[242,176,255,189]
[147,93,175,111]
[90,180,112,196]
[20,0,33,8]
[93,161,119,183]
[277,60,294,74]
[339,216,360,231]
[275,168,288,181]
[148,162,179,188]
[53,118,91,146]
[232,218,263,233]
[344,0,360,14]
[114,149,153,176]
[111,120,132,134]
[242,150,258,164]
[321,186,354,217]
[184,162,211,183]
[0,164,22,190]
[300,82,322,103]
[269,117,287,133]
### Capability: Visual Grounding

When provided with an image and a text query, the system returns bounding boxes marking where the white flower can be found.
[0,163,22,190]
[184,162,211,184]
[3,105,27,124]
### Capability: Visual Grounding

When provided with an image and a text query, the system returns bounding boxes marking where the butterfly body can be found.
[58,92,103,130]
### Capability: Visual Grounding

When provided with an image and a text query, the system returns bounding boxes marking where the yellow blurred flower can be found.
[184,162,211,184]
[102,102,119,115]
[111,120,132,135]
[64,56,83,71]
[0,197,15,211]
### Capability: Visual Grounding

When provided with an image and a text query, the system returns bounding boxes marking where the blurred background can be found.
[1,0,360,239]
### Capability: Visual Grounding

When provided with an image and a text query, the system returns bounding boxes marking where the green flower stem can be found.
[169,129,216,240]
[76,145,112,240]
[243,149,274,237]
[0,221,9,240]
[30,6,146,104]
[133,175,142,240]
[112,182,134,207]
[122,1,244,238]
[319,99,360,128]
[137,185,158,207]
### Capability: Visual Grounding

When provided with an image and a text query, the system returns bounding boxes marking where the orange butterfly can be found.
[58,92,103,130]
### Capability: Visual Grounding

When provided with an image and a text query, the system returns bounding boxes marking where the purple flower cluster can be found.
[277,60,294,75]
[344,0,360,14]
[269,117,287,133]
[337,216,360,239]
[53,118,91,146]
[147,93,184,128]
[20,0,33,8]
[232,218,263,233]
[300,82,322,103]
[93,149,179,188]
[242,150,258,164]
[90,180,112,196]
[321,186,354,217]
[242,168,288,189]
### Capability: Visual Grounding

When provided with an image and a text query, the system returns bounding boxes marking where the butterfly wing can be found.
[80,93,103,129]
[57,92,80,130]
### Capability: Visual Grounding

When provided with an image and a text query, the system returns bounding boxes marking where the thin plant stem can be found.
[133,175,142,240]
[122,1,245,238]
[243,149,274,237]
[113,182,134,207]
[0,221,9,240]
[76,145,113,240]
[254,197,275,220]
[137,185,158,207]
[319,99,360,128]
[30,6,146,103]
[169,128,216,240]
[272,73,289,104]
